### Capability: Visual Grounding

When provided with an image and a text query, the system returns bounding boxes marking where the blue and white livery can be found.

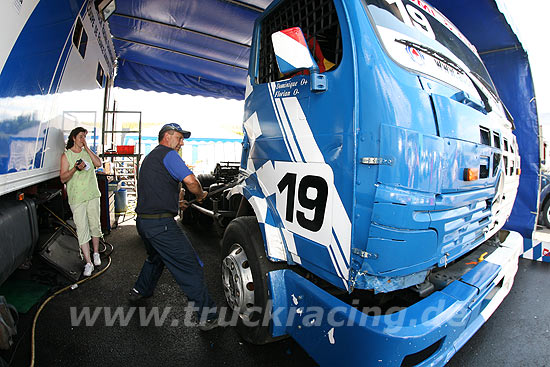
[0,0,115,196]
[223,0,523,365]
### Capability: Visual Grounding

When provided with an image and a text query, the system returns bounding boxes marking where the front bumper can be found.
[268,231,522,366]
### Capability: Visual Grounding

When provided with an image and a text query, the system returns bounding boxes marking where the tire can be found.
[213,220,226,238]
[221,216,287,344]
[542,199,550,229]
[196,173,216,190]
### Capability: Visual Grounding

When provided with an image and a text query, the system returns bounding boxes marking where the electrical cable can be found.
[28,206,115,367]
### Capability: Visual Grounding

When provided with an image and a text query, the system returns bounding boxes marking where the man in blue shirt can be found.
[131,123,220,330]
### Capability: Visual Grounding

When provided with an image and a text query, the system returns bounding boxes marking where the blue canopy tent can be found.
[429,0,540,238]
[108,0,272,99]
[108,0,540,238]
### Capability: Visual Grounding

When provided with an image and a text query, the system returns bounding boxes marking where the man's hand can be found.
[197,190,208,203]
[183,174,208,204]
[179,199,190,209]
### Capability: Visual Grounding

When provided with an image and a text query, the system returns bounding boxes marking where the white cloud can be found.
[497,0,550,115]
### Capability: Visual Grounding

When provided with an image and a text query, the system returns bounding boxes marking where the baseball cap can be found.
[159,123,191,139]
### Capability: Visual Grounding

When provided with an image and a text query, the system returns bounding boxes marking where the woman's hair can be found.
[66,127,88,149]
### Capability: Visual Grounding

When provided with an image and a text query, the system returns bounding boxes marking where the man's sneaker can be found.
[198,317,222,331]
[128,288,150,303]
[93,253,101,266]
[83,263,94,277]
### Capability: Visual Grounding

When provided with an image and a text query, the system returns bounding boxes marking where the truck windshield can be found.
[363,0,497,96]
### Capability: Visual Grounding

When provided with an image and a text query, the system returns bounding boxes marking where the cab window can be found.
[257,0,343,84]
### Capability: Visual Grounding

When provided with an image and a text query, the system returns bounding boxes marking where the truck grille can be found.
[368,187,495,274]
[428,198,491,260]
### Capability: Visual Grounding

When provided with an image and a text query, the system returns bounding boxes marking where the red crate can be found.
[116,145,135,154]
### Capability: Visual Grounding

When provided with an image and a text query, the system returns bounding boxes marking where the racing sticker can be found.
[406,45,425,65]
[257,161,334,245]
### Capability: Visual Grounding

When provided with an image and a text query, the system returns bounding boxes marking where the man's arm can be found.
[183,174,208,202]
[163,150,207,201]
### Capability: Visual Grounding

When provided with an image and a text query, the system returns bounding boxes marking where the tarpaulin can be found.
[430,0,540,238]
[109,0,271,99]
[485,49,539,238]
[115,59,245,99]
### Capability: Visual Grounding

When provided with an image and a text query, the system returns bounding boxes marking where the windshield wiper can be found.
[395,38,492,113]
[469,70,498,101]
[469,70,515,125]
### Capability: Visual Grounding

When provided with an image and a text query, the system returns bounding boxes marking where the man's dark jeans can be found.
[134,216,217,320]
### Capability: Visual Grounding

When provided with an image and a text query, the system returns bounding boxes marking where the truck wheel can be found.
[221,216,287,344]
[542,199,550,229]
[196,173,216,191]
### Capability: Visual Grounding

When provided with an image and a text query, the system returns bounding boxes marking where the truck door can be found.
[246,0,356,289]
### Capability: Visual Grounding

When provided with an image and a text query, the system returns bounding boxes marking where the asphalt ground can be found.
[1,219,549,366]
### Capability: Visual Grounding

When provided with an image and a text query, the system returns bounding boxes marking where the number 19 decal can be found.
[277,173,329,232]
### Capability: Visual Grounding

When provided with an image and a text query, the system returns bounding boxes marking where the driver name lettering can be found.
[273,79,307,98]
[274,90,292,97]
[275,81,299,89]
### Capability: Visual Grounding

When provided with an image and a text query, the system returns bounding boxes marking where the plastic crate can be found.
[116,145,135,154]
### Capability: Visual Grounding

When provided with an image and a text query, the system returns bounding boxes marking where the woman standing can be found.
[60,127,103,276]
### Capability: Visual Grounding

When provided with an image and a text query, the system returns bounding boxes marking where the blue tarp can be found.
[109,0,540,236]
[109,0,271,99]
[115,59,245,99]
[430,0,539,237]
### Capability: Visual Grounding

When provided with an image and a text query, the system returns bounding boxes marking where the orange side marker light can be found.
[463,168,479,181]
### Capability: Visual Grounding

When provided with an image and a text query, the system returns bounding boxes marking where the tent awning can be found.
[109,0,272,99]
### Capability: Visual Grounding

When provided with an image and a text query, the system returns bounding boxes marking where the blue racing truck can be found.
[0,0,526,365]
[186,0,524,365]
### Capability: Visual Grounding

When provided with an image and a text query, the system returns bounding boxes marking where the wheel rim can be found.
[222,243,255,318]
[546,204,550,226]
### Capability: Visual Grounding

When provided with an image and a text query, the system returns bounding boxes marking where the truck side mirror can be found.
[271,27,327,92]
[271,27,318,74]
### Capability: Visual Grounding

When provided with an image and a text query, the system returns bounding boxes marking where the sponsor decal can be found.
[406,45,425,65]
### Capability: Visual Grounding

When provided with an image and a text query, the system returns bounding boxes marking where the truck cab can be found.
[219,0,522,364]
[234,0,519,292]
